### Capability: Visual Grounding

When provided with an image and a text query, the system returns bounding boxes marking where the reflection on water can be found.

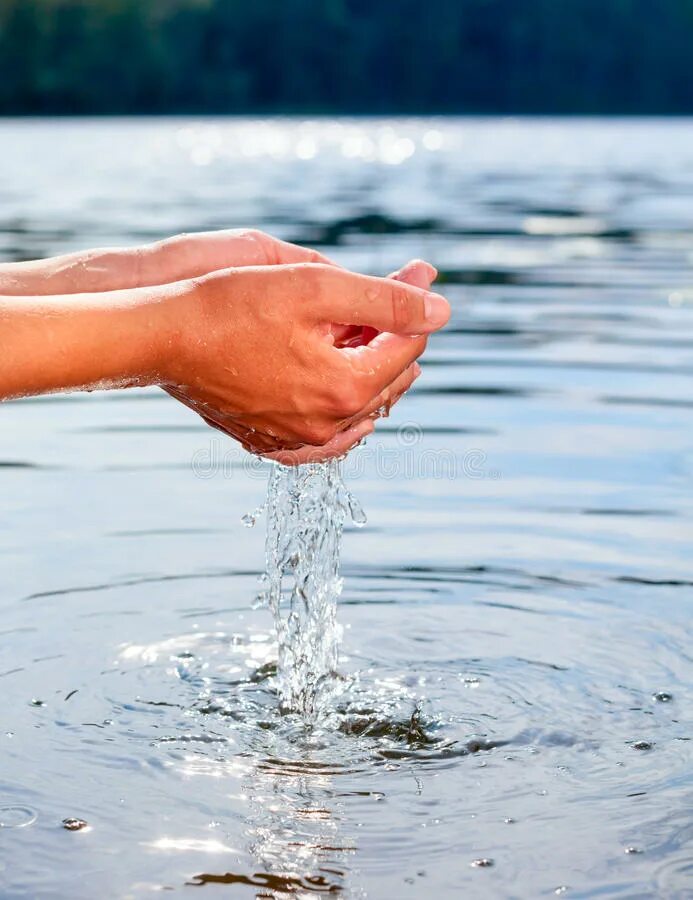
[0,117,692,898]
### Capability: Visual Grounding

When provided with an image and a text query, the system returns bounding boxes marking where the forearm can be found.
[0,248,149,296]
[0,287,174,401]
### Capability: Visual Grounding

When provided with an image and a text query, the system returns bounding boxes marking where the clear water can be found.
[0,117,692,899]
[261,460,359,720]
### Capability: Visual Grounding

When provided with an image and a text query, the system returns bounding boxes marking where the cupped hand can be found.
[263,259,437,465]
[161,259,449,458]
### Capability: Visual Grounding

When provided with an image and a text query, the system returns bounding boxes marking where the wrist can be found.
[107,284,182,388]
[151,280,193,386]
[155,274,227,388]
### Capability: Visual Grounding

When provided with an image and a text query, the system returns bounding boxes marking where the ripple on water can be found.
[0,807,37,828]
[4,117,693,900]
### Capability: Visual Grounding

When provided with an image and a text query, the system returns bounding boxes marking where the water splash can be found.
[260,460,365,721]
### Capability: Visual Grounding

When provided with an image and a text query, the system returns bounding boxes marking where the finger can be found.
[333,259,432,416]
[243,230,338,267]
[340,330,426,399]
[331,259,437,348]
[263,362,420,464]
[200,412,303,454]
[341,361,421,429]
[315,266,450,334]
[388,258,438,288]
[263,418,375,466]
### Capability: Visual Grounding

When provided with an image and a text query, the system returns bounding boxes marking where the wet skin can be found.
[0,230,449,462]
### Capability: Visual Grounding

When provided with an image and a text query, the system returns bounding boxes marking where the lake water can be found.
[0,117,691,899]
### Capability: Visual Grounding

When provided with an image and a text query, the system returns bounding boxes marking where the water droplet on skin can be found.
[653,691,673,702]
[470,858,494,868]
[632,740,654,751]
[62,817,89,831]
[0,807,37,828]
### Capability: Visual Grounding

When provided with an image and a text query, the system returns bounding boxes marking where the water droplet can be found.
[503,817,516,824]
[632,740,654,751]
[555,887,569,896]
[624,846,644,855]
[653,691,673,703]
[62,817,89,832]
[241,503,265,528]
[346,490,367,526]
[0,807,37,828]
[470,858,494,868]
[29,698,45,707]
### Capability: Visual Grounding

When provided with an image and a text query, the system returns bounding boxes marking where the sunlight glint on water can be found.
[2,118,693,900]
[261,460,365,720]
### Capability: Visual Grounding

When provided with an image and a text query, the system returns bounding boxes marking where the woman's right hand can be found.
[161,259,449,458]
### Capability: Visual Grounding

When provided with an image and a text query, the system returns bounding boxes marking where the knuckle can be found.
[389,284,417,331]
[302,261,330,279]
[167,232,191,249]
[304,247,324,263]
[243,228,278,263]
[298,262,330,298]
[188,271,212,293]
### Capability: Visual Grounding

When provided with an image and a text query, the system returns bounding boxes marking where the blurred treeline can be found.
[1,0,693,115]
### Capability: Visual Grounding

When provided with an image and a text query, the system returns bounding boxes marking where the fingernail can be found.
[413,362,422,377]
[423,292,451,327]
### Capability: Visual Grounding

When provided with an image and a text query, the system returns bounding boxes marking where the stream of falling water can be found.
[256,460,365,721]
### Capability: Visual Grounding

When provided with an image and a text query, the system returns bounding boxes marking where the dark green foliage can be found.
[0,0,692,114]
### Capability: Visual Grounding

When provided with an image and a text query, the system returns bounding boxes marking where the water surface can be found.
[0,117,691,899]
